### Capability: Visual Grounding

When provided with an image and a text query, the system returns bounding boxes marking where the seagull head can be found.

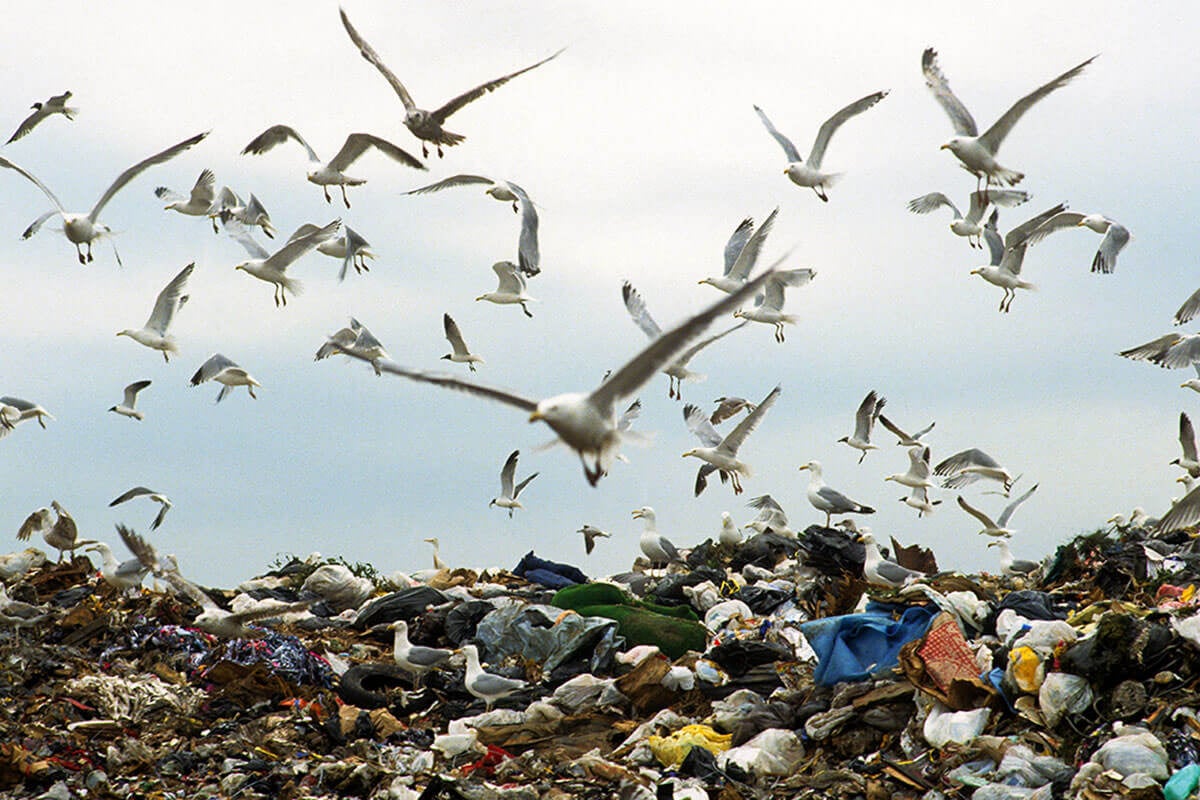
[798,460,822,476]
[31,102,43,111]
[631,506,654,521]
[680,448,700,460]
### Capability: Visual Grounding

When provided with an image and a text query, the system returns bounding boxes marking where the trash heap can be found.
[4,522,1200,799]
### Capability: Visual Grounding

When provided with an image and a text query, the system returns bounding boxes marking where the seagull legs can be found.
[75,243,87,265]
[340,184,351,209]
[774,323,786,343]
[814,186,829,203]
[520,302,533,319]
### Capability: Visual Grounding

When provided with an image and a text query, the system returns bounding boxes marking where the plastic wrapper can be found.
[1038,672,1093,728]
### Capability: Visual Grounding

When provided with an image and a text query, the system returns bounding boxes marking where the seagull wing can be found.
[723,217,755,277]
[350,358,540,414]
[339,9,417,111]
[226,599,313,626]
[117,524,162,573]
[807,90,888,169]
[1161,337,1200,369]
[996,483,1038,527]
[122,380,151,407]
[109,486,154,506]
[225,220,271,260]
[190,354,239,386]
[683,404,723,447]
[717,384,780,456]
[621,282,663,340]
[908,445,932,479]
[330,133,425,172]
[1181,413,1199,463]
[935,448,1000,476]
[672,321,748,369]
[590,270,774,415]
[443,313,471,356]
[508,182,540,276]
[513,471,538,499]
[498,449,518,496]
[430,48,565,124]
[164,570,220,610]
[956,495,998,529]
[286,223,323,244]
[1005,204,1070,250]
[0,155,67,213]
[1118,332,1183,363]
[145,262,193,334]
[90,131,209,222]
[6,106,50,145]
[188,169,216,206]
[978,55,1096,156]
[492,260,526,294]
[921,48,978,136]
[1157,482,1200,534]
[266,219,341,271]
[1093,221,1130,275]
[16,508,50,541]
[727,207,779,282]
[616,398,642,432]
[877,414,910,443]
[972,188,1031,219]
[1022,210,1084,246]
[853,390,884,441]
[907,192,960,218]
[405,174,495,195]
[753,105,802,163]
[150,501,170,531]
[983,211,1004,265]
[241,124,320,162]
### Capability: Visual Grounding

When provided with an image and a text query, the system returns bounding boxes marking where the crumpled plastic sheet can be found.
[800,602,939,685]
[64,673,205,725]
[214,631,334,688]
[474,603,620,673]
[122,624,215,670]
[718,728,805,777]
[995,744,1074,787]
[1037,672,1093,728]
[923,701,990,748]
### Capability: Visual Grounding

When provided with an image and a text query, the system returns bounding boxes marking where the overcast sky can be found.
[2,2,1198,587]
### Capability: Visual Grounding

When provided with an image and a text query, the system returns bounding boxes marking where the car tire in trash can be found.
[338,663,412,709]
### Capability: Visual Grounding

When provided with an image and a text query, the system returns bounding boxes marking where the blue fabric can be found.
[800,603,938,685]
[513,551,589,586]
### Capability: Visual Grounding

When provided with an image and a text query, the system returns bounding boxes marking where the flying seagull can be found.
[116,262,193,361]
[405,175,541,275]
[229,218,341,306]
[332,269,773,485]
[156,169,217,219]
[339,7,564,158]
[108,380,152,421]
[907,188,1030,248]
[315,317,390,371]
[6,90,76,144]
[109,487,172,531]
[241,125,424,207]
[1174,412,1200,478]
[0,396,54,437]
[476,261,535,317]
[988,540,1040,578]
[878,414,935,447]
[190,354,261,402]
[885,445,936,489]
[699,208,779,293]
[922,47,1096,191]
[972,203,1068,312]
[461,643,528,711]
[744,494,793,536]
[210,187,276,238]
[754,92,889,201]
[710,396,757,425]
[632,507,682,567]
[442,313,484,372]
[935,448,1017,494]
[578,525,611,555]
[681,384,781,495]
[1023,210,1131,274]
[900,485,941,517]
[955,483,1039,538]
[799,460,875,526]
[489,450,538,518]
[622,280,747,399]
[733,268,816,342]
[838,390,886,463]
[0,131,208,265]
[390,620,453,689]
[287,223,375,283]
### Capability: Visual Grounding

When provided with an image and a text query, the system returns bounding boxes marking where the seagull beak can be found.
[798,464,810,471]
[939,143,950,150]
[528,410,543,422]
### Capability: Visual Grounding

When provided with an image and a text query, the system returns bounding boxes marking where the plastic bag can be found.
[718,728,805,776]
[923,702,990,748]
[1038,672,1093,728]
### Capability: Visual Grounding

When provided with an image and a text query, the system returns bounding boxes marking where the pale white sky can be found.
[2,2,1198,585]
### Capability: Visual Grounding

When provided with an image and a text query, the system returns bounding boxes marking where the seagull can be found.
[334,269,773,485]
[315,317,390,371]
[718,512,743,547]
[442,313,484,371]
[1174,412,1200,478]
[190,354,261,402]
[1118,332,1200,370]
[859,532,924,588]
[0,396,54,437]
[339,8,564,158]
[733,268,816,342]
[17,501,84,563]
[710,396,757,425]
[578,525,611,555]
[405,175,541,275]
[878,414,935,447]
[799,460,875,527]
[489,450,538,518]
[907,189,1031,248]
[424,537,448,570]
[229,218,341,306]
[632,507,683,567]
[288,223,374,282]
[900,485,941,518]
[211,187,276,238]
[743,494,794,536]
[108,380,152,421]
[699,208,779,294]
[681,384,781,495]
[1022,210,1131,274]
[155,169,217,218]
[390,620,453,688]
[753,92,889,201]
[987,540,1040,579]
[84,540,150,593]
[922,48,1096,191]
[6,90,77,144]
[461,643,528,711]
[116,262,193,361]
[241,125,425,207]
[972,204,1068,312]
[109,487,172,531]
[476,261,535,317]
[1183,365,1200,394]
[622,280,747,399]
[935,448,1016,494]
[0,130,208,265]
[885,445,936,489]
[1174,290,1200,327]
[955,483,1039,538]
[0,584,52,644]
[838,390,886,463]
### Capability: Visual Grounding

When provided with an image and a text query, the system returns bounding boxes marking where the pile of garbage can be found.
[4,521,1200,799]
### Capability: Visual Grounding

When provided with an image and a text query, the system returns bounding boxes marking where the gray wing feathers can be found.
[808,90,888,169]
[753,105,802,163]
[921,48,978,136]
[91,130,209,221]
[979,55,1096,154]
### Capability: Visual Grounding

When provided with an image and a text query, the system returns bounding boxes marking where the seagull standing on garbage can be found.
[799,461,875,527]
[461,643,528,711]
[988,540,1040,578]
[860,533,925,588]
[0,584,52,644]
[578,525,611,555]
[424,537,448,570]
[839,390,886,463]
[6,90,76,144]
[116,263,193,362]
[632,507,683,567]
[955,483,1039,538]
[109,487,172,531]
[108,380,152,421]
[718,512,743,546]
[84,541,150,593]
[18,501,86,563]
[390,620,453,689]
[489,450,538,518]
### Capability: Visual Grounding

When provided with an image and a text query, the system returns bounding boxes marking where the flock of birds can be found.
[4,7,1196,608]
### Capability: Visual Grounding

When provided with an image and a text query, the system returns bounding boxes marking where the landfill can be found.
[4,519,1200,800]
